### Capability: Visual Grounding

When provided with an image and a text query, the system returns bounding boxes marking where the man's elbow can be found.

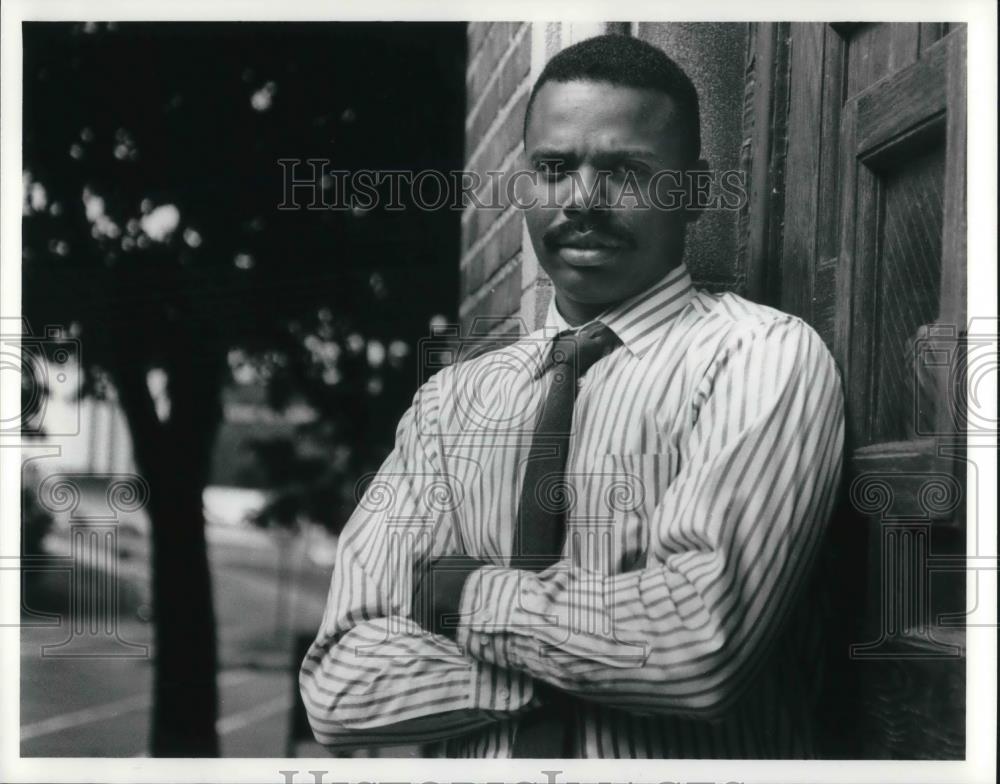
[670,652,759,724]
[628,635,755,723]
[300,672,396,748]
[299,654,375,741]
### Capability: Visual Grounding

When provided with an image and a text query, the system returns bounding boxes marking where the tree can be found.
[21,21,463,755]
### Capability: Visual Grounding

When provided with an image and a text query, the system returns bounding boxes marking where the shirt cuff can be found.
[456,566,514,667]
[456,564,652,681]
[460,567,537,712]
[458,565,559,672]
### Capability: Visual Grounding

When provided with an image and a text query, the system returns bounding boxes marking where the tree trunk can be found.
[112,345,223,756]
[147,465,220,756]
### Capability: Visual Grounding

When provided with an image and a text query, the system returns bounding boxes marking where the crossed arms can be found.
[298,318,844,749]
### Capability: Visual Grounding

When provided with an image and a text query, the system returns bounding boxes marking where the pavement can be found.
[19,509,336,757]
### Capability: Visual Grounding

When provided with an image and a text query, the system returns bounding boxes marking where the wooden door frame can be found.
[769,22,969,759]
[740,22,791,307]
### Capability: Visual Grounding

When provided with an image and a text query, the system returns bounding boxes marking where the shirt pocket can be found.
[565,452,675,573]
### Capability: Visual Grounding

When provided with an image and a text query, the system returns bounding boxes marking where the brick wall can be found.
[460,22,532,336]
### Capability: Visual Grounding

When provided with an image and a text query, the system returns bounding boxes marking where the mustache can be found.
[542,220,636,250]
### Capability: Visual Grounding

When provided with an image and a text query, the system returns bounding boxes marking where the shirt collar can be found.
[541,262,694,359]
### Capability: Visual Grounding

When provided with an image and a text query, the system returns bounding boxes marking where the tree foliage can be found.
[21,21,464,754]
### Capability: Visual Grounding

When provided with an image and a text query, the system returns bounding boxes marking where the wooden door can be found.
[780,22,967,759]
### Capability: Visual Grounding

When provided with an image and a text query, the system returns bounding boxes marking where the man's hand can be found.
[411,555,486,640]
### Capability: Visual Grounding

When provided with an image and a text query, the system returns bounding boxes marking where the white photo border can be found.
[1,1,995,782]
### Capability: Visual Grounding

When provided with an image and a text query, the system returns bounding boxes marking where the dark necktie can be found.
[511,321,622,758]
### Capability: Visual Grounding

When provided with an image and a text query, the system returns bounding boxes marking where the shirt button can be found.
[497,687,509,700]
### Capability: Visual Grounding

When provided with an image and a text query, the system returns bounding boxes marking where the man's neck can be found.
[553,294,611,327]
[553,265,684,327]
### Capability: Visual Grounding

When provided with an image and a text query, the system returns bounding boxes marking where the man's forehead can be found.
[525,79,681,151]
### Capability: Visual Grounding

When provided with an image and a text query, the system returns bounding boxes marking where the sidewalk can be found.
[20,510,335,757]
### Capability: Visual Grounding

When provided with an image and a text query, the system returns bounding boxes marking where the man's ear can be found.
[683,157,712,225]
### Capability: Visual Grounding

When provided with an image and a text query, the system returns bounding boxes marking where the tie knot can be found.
[549,322,622,377]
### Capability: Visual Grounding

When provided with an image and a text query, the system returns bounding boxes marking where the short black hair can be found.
[523,34,701,163]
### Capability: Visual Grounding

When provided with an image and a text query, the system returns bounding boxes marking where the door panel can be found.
[780,22,967,759]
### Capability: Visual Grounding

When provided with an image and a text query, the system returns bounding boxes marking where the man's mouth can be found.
[551,231,629,250]
[549,231,630,266]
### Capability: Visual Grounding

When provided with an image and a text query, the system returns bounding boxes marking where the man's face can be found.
[522,79,698,323]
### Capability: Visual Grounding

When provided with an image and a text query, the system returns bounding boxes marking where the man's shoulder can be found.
[690,288,794,328]
[688,288,827,350]
[424,326,554,389]
[679,289,837,384]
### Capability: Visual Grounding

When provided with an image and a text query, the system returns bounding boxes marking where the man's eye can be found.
[612,161,647,178]
[535,159,566,177]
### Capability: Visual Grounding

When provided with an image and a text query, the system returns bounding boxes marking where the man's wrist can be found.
[414,555,486,640]
[431,561,477,640]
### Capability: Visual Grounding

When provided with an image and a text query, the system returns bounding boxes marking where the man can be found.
[300,34,844,759]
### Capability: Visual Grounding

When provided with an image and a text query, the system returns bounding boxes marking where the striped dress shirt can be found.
[300,262,845,758]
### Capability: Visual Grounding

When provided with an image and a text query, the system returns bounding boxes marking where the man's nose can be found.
[558,164,609,218]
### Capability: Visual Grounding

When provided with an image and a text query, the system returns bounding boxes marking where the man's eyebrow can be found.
[594,148,662,161]
[529,147,574,161]
[529,147,664,163]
